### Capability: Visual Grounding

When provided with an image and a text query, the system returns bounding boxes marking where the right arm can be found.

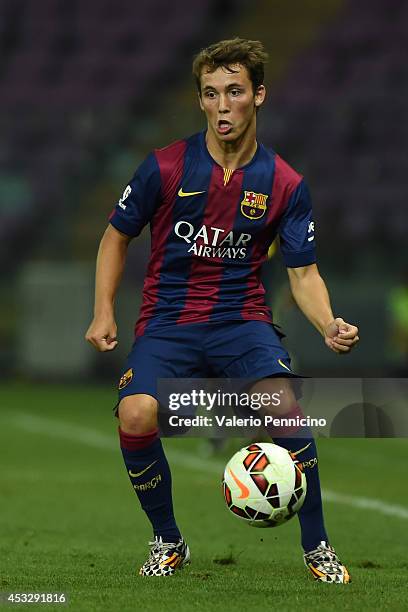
[85,225,132,352]
[85,151,162,351]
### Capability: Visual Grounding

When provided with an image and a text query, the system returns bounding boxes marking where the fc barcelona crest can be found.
[119,368,133,390]
[241,191,268,220]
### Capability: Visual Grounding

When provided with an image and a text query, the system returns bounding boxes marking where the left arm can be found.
[287,263,359,354]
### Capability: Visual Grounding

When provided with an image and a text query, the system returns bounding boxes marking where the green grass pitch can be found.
[1,383,408,611]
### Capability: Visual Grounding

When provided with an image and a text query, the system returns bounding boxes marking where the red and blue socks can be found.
[119,428,181,543]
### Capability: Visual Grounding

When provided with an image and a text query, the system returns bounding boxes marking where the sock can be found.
[267,405,328,552]
[119,427,181,542]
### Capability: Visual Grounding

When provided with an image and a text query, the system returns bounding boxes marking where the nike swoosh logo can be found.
[228,468,250,499]
[178,188,205,197]
[128,460,158,478]
[278,358,291,372]
[291,442,312,458]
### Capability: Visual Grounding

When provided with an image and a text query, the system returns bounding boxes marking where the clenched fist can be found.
[85,315,118,352]
[324,317,359,354]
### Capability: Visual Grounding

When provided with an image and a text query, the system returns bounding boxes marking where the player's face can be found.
[198,64,265,144]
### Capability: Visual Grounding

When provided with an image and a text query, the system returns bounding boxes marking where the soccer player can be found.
[86,38,359,582]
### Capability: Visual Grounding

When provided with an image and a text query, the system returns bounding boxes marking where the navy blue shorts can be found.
[117,321,293,402]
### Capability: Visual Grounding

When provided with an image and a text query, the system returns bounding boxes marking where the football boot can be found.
[304,541,351,583]
[139,536,190,577]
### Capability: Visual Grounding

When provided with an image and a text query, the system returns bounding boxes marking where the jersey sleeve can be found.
[109,152,161,237]
[278,179,317,268]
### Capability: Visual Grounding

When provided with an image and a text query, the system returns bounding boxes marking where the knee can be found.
[268,388,298,416]
[250,378,298,416]
[118,394,158,434]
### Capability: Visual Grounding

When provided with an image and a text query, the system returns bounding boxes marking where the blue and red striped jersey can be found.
[109,131,316,336]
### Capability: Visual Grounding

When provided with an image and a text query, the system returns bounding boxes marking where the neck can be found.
[205,117,258,171]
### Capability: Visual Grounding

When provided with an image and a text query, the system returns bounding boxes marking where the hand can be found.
[85,315,118,352]
[324,317,359,354]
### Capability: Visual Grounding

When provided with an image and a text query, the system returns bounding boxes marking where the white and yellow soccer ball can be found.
[222,442,306,527]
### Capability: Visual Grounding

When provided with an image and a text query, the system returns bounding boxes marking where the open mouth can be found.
[217,120,232,134]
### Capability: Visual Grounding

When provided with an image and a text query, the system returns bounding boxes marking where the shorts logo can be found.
[278,358,291,372]
[241,191,268,220]
[119,368,133,390]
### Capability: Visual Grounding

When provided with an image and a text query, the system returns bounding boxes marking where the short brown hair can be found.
[192,37,268,94]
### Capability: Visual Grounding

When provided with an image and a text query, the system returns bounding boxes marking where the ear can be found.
[254,85,266,108]
[198,92,204,111]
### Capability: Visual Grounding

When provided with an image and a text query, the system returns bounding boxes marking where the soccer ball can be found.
[222,442,306,527]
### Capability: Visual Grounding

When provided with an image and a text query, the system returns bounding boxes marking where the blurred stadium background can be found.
[1,0,408,385]
[2,3,408,608]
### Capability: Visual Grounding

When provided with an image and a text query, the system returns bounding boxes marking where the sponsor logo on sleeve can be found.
[118,185,132,210]
[307,221,315,242]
